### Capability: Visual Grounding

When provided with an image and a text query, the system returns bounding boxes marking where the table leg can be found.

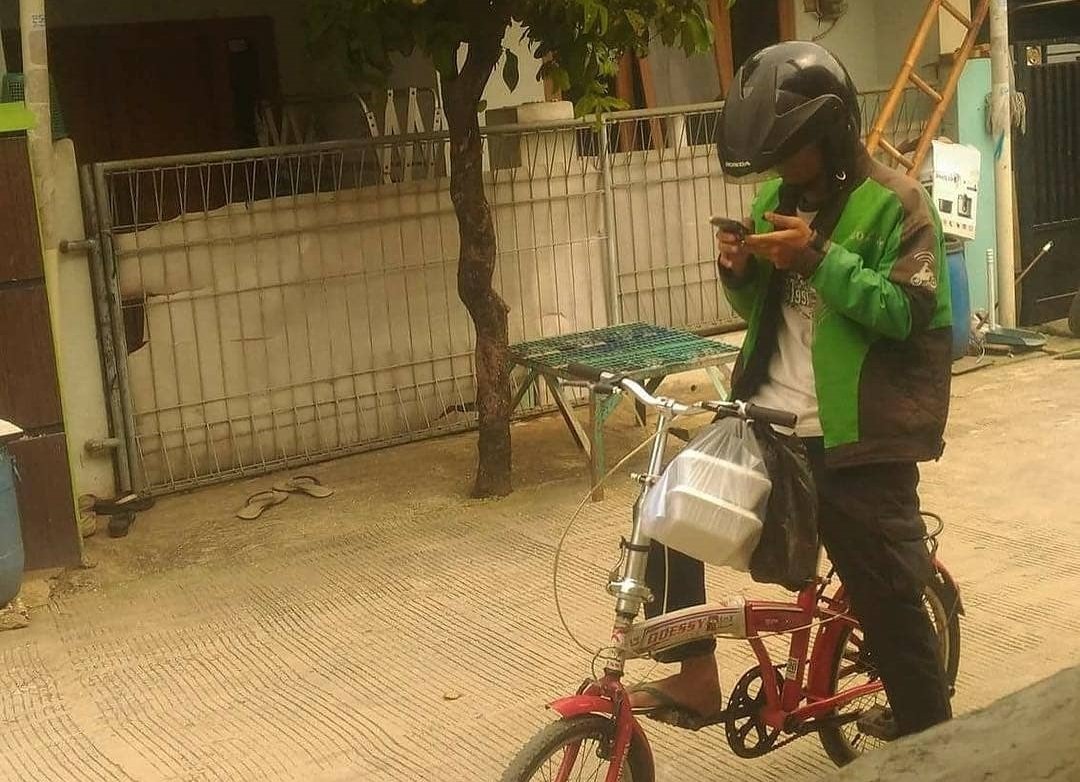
[706,362,734,399]
[635,376,666,427]
[589,389,622,502]
[543,374,591,455]
[510,368,540,413]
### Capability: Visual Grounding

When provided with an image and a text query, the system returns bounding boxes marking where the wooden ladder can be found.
[866,0,991,174]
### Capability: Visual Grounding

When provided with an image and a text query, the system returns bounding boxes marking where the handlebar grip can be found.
[744,403,798,429]
[564,362,608,382]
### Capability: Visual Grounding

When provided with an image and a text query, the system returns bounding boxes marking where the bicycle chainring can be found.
[724,665,783,758]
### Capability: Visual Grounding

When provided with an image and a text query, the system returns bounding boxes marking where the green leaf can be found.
[624,9,647,36]
[582,0,598,33]
[503,49,520,92]
[551,66,572,94]
[596,5,610,34]
[682,11,711,54]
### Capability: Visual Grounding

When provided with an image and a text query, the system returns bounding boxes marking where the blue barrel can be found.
[0,446,25,606]
[947,242,971,361]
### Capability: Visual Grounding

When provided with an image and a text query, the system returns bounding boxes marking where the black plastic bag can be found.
[748,422,819,591]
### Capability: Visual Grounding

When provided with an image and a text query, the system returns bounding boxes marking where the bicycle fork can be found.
[570,408,678,782]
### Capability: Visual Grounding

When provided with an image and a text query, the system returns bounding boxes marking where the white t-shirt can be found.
[750,210,822,438]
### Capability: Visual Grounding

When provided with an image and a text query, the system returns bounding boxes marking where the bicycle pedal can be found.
[856,705,900,742]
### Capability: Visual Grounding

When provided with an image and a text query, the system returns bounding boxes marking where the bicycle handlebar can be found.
[739,403,799,430]
[562,363,798,429]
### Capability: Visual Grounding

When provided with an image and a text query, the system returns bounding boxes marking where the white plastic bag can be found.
[640,419,772,570]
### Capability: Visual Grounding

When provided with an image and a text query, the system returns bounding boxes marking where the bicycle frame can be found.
[549,397,880,782]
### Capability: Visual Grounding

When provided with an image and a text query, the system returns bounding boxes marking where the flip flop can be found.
[273,474,334,498]
[629,684,725,732]
[236,490,289,520]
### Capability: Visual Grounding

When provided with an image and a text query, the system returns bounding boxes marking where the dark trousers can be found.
[644,437,952,736]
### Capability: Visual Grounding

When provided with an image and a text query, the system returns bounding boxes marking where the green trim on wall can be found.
[0,102,36,134]
[956,60,997,314]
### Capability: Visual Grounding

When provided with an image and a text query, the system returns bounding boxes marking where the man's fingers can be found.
[745,229,803,247]
[764,211,801,229]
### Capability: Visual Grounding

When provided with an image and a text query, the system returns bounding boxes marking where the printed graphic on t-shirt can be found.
[783,273,819,321]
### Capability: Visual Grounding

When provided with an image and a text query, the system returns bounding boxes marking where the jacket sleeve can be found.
[806,201,942,341]
[719,184,781,321]
[720,258,766,321]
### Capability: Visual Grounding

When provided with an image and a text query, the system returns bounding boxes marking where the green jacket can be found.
[724,152,953,467]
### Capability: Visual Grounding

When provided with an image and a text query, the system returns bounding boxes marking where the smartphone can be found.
[710,216,749,243]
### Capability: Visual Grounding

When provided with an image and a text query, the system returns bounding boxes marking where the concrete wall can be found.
[874,0,941,91]
[649,45,722,106]
[796,0,886,90]
[49,141,117,500]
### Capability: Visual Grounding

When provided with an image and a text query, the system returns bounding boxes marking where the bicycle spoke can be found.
[582,755,605,782]
[838,663,861,678]
[572,739,595,782]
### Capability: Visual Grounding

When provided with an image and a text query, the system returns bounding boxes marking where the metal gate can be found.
[83,94,929,495]
[1013,39,1080,325]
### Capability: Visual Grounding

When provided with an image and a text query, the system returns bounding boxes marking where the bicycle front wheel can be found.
[501,715,651,782]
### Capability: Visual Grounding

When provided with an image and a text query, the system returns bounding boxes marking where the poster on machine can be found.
[919,140,981,241]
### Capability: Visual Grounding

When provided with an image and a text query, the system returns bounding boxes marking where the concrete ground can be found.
[3,349,1080,781]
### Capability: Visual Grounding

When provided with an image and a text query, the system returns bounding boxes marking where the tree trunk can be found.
[443,39,512,498]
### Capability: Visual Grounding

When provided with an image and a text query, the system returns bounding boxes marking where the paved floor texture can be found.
[3,352,1080,781]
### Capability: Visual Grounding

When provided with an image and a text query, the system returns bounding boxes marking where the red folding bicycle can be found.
[501,368,962,782]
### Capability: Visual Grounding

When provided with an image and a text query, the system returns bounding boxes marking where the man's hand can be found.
[717,219,753,279]
[744,212,817,274]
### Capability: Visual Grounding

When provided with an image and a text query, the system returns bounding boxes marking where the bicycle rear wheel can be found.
[818,576,961,766]
[501,715,651,782]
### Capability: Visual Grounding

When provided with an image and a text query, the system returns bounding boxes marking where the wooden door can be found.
[3,17,280,165]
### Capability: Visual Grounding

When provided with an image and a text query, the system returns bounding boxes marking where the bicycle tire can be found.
[501,714,652,782]
[818,576,961,766]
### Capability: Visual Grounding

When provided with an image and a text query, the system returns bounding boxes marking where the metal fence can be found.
[84,89,932,494]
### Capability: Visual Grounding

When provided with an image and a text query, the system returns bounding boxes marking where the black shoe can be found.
[856,705,900,742]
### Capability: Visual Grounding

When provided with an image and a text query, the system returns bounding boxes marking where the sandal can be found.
[629,684,725,731]
[273,474,334,499]
[236,490,289,520]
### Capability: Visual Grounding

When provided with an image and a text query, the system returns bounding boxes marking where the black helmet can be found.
[718,41,861,179]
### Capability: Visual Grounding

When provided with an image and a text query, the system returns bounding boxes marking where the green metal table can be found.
[509,322,740,500]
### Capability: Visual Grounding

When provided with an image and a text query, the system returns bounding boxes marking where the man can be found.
[630,41,954,740]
